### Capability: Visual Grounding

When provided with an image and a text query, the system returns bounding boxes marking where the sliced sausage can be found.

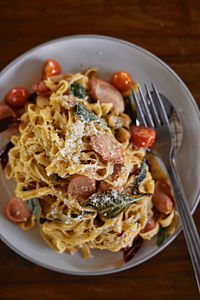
[98,180,123,192]
[32,80,50,96]
[88,78,125,112]
[90,134,125,164]
[111,163,124,180]
[67,174,96,204]
[0,104,19,134]
[141,214,157,233]
[98,180,113,192]
[5,197,32,223]
[152,179,174,214]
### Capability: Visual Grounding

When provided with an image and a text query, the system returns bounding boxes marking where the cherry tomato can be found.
[110,71,133,92]
[43,58,62,79]
[131,126,156,148]
[5,197,31,223]
[32,80,50,95]
[5,87,29,108]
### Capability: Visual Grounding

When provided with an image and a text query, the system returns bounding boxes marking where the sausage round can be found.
[98,180,113,192]
[152,179,174,214]
[88,78,125,112]
[5,197,32,223]
[67,174,96,204]
[0,104,19,134]
[90,134,125,164]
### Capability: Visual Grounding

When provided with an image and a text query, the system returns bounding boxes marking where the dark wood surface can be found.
[0,0,200,299]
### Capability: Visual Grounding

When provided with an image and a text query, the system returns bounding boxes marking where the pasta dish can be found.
[0,59,177,260]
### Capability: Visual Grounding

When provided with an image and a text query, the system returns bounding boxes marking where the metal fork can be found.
[132,84,200,292]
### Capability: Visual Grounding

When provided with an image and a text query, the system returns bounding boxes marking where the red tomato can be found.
[5,87,29,108]
[32,80,50,95]
[5,197,31,223]
[131,126,156,148]
[43,58,62,79]
[110,71,133,92]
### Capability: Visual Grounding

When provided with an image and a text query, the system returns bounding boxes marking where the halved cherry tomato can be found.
[32,80,50,95]
[5,197,31,223]
[43,58,62,79]
[5,87,29,108]
[131,125,156,148]
[110,71,133,92]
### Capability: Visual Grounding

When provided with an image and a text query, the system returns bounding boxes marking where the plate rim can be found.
[1,34,200,276]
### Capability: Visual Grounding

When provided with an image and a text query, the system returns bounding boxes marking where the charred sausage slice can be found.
[0,104,19,134]
[98,180,113,192]
[5,197,32,223]
[153,179,174,214]
[90,134,125,164]
[88,78,125,112]
[67,174,96,204]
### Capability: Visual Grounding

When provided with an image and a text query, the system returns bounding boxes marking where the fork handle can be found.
[167,159,200,293]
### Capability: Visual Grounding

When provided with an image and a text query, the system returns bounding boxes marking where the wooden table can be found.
[0,0,200,299]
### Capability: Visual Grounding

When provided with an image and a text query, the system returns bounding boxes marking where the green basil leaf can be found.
[135,158,146,188]
[70,82,87,99]
[75,102,98,123]
[25,197,41,220]
[124,95,137,123]
[83,191,144,219]
[157,226,167,246]
[132,190,153,197]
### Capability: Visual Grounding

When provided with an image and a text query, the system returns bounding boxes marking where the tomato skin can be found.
[110,71,133,92]
[5,87,29,108]
[43,58,61,79]
[131,126,156,148]
[5,197,31,223]
[32,80,50,95]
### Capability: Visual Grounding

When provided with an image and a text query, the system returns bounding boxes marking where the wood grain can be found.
[0,0,200,299]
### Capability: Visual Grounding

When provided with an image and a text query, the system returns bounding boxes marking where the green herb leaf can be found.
[70,82,87,99]
[83,191,144,219]
[132,190,153,197]
[124,95,137,123]
[135,158,146,188]
[25,198,41,220]
[75,102,98,123]
[157,226,167,246]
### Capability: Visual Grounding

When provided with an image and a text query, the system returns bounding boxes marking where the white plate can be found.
[0,35,200,275]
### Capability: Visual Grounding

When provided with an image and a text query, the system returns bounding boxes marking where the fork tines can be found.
[132,83,170,129]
